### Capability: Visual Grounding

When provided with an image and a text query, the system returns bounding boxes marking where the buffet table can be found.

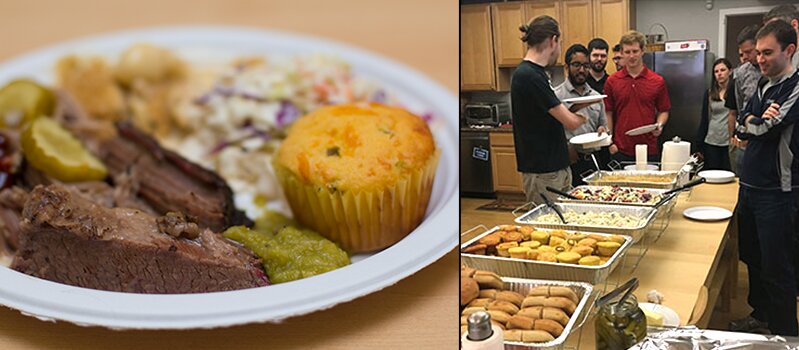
[0,1,458,349]
[461,179,740,349]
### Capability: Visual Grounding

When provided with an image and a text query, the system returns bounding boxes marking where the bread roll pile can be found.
[460,268,580,343]
[462,225,625,265]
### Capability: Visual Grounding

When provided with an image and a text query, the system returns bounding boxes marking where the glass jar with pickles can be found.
[595,293,647,350]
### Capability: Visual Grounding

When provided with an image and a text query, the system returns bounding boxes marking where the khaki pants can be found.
[522,168,572,204]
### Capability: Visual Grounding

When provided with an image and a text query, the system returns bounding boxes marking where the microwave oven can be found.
[464,102,511,126]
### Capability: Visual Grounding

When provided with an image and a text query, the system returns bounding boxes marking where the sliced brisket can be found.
[55,90,251,231]
[11,184,268,293]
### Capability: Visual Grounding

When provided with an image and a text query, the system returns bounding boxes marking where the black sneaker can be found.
[729,316,769,332]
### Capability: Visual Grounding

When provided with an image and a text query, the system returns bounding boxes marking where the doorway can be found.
[718,6,772,68]
[724,14,765,68]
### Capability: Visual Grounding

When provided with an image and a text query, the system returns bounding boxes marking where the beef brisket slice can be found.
[55,90,250,231]
[100,121,250,231]
[11,185,268,294]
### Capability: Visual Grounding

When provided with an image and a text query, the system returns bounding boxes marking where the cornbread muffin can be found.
[275,103,439,252]
[597,242,622,257]
[497,242,519,257]
[508,246,530,259]
[578,256,601,266]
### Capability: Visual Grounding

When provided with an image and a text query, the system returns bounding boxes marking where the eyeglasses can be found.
[569,62,591,69]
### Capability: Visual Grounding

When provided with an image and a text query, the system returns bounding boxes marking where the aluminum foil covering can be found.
[630,327,799,350]
[514,203,657,243]
[461,226,632,284]
[501,278,594,350]
[583,170,680,189]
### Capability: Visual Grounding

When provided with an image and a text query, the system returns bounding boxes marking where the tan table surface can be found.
[461,180,740,348]
[0,1,459,349]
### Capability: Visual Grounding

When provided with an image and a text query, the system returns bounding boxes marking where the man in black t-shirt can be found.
[511,15,598,203]
[586,38,609,94]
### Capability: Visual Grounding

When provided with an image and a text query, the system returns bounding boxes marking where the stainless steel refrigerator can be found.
[643,48,714,153]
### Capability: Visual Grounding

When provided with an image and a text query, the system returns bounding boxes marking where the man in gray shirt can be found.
[555,44,608,186]
[726,24,762,175]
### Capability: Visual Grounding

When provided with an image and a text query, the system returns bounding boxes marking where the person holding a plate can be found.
[604,31,670,164]
[511,15,597,202]
[732,19,799,336]
[554,43,609,186]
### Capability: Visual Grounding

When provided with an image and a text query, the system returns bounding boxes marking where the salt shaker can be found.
[461,311,504,350]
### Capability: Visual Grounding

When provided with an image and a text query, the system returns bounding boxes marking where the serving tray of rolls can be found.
[514,203,657,244]
[461,225,631,285]
[461,267,594,349]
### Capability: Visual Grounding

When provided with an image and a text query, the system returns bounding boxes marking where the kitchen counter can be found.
[0,1,458,349]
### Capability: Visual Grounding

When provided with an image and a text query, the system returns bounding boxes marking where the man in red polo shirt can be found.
[605,31,671,162]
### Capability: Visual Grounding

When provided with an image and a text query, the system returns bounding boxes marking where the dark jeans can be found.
[703,144,731,171]
[571,147,612,186]
[737,186,799,335]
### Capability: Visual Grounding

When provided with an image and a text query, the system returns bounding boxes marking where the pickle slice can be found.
[0,79,55,128]
[21,117,107,182]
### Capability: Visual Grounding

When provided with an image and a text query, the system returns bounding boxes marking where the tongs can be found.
[662,177,706,196]
[652,177,706,209]
[539,193,567,224]
[546,186,579,200]
[596,277,639,308]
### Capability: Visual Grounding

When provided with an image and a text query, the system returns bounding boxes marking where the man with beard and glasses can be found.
[732,19,799,336]
[555,44,609,186]
[586,38,610,93]
[510,15,595,202]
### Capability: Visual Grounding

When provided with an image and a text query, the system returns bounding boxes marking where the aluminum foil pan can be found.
[514,203,657,243]
[583,170,680,189]
[502,278,594,350]
[461,226,632,284]
[557,185,677,225]
[558,186,669,207]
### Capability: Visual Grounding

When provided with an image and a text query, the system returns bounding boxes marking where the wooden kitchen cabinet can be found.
[593,0,632,75]
[491,2,527,67]
[461,4,496,91]
[561,0,594,61]
[523,1,561,65]
[490,132,524,193]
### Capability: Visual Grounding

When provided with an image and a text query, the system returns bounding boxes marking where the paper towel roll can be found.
[662,138,691,171]
[635,144,648,170]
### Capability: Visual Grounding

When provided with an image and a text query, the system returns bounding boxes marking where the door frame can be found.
[717,6,772,57]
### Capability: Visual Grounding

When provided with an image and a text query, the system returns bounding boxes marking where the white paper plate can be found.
[569,132,609,145]
[683,206,733,221]
[625,124,660,136]
[639,302,680,327]
[623,164,660,171]
[697,170,736,184]
[0,26,458,329]
[561,94,607,104]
